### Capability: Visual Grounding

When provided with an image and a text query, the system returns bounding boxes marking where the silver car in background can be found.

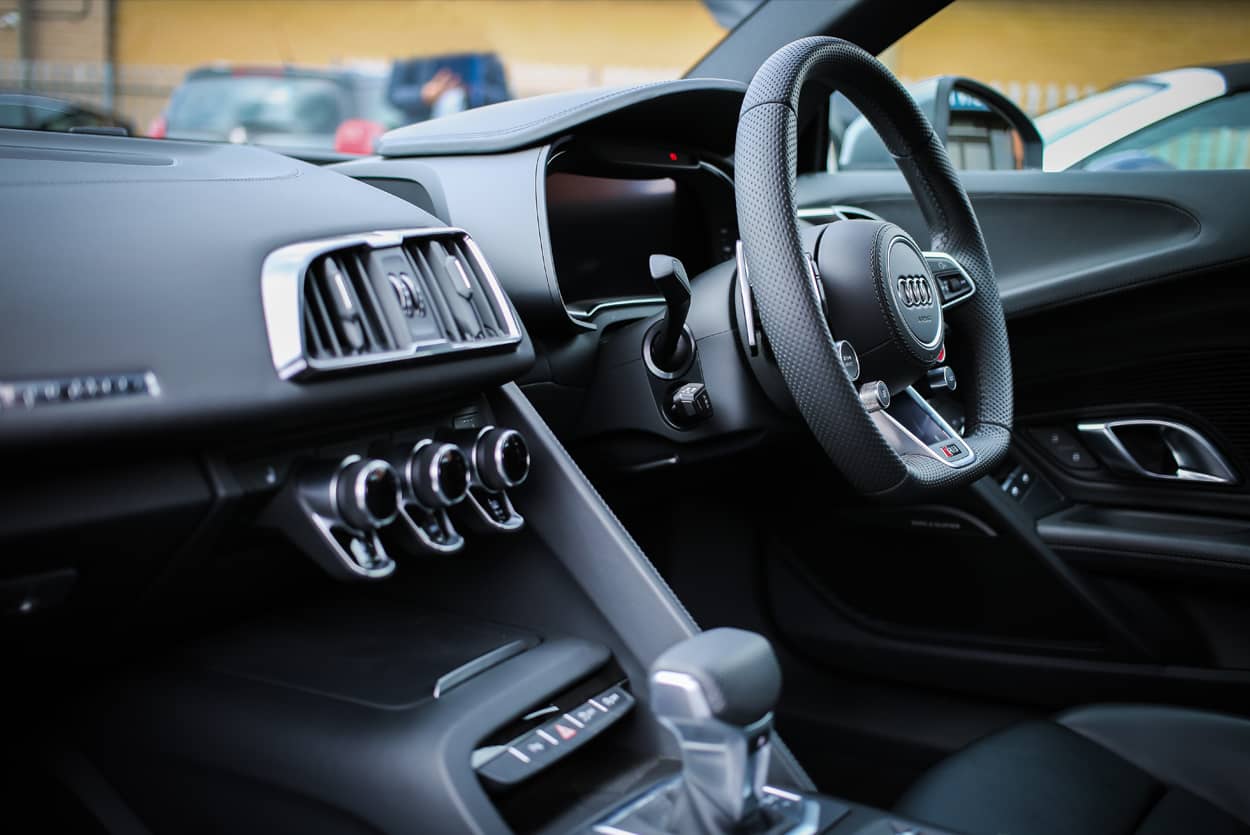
[1038,63,1250,171]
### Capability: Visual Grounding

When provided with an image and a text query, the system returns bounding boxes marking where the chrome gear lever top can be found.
[650,628,782,833]
[594,628,836,835]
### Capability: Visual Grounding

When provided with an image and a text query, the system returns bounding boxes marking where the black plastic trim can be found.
[1038,505,1250,567]
[794,170,1250,318]
[486,382,817,791]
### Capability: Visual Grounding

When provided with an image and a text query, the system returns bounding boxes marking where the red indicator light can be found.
[669,152,679,162]
[937,345,946,362]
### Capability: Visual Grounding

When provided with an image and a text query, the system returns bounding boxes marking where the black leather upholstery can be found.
[896,704,1250,835]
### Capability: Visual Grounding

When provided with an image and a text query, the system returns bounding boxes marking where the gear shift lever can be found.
[650,628,782,833]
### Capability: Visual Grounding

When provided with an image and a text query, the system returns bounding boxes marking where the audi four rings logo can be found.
[897,275,934,307]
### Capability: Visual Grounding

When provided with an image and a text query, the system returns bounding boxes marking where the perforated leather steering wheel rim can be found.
[734,37,1013,498]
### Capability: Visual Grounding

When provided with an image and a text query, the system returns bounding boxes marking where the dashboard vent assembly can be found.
[262,227,521,380]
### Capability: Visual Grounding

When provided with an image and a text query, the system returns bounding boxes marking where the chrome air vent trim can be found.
[261,227,522,380]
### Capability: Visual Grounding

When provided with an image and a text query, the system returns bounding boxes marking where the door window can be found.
[831,1,1250,172]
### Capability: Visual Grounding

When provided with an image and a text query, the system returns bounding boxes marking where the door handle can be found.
[1077,419,1237,484]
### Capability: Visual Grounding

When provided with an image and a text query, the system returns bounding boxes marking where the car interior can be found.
[3,1,1249,834]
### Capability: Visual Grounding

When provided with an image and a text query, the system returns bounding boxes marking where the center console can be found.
[51,211,950,831]
[63,382,963,835]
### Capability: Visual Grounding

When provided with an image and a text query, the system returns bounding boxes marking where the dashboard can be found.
[0,78,755,529]
[4,48,1249,835]
[333,79,746,335]
[0,79,820,835]
[0,82,771,615]
[0,130,535,450]
[0,80,768,692]
[2,68,1158,835]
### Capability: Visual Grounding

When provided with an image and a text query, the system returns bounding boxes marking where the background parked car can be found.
[834,62,1250,173]
[1035,62,1250,170]
[835,77,1038,171]
[0,92,134,135]
[148,64,407,154]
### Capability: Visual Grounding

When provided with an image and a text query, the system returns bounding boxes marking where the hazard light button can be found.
[549,720,578,741]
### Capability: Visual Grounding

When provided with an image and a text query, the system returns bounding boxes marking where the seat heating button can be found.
[568,702,603,729]
[593,685,635,715]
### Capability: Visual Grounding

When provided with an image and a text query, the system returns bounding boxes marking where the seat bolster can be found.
[1136,786,1249,835]
[895,719,1158,835]
[1058,704,1250,826]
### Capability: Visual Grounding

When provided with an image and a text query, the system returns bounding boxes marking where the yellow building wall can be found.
[32,0,109,61]
[115,0,724,70]
[889,0,1250,90]
[0,0,108,64]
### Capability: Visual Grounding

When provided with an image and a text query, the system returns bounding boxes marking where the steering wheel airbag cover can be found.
[734,37,1012,496]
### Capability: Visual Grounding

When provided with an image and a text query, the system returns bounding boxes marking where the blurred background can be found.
[1,0,1248,150]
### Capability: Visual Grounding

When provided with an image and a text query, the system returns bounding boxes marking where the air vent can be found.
[261,227,522,380]
[404,236,507,343]
[302,251,397,360]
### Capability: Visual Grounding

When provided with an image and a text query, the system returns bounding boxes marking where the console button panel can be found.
[477,682,636,788]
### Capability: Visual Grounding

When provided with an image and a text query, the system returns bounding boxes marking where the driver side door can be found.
[763,5,1250,803]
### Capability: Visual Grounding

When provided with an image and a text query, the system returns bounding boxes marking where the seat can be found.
[895,704,1250,835]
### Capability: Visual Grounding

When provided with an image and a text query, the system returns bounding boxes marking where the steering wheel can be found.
[735,37,1013,498]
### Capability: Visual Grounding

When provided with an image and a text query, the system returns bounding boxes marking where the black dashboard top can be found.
[0,80,753,450]
[376,78,747,158]
[330,80,747,339]
[0,129,534,449]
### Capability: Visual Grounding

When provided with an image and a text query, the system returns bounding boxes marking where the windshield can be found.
[0,0,762,153]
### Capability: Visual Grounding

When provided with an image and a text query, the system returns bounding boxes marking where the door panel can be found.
[796,169,1250,316]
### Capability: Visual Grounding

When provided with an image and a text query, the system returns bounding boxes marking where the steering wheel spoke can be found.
[871,387,977,469]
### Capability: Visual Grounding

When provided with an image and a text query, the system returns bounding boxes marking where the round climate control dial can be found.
[335,457,400,531]
[475,428,530,492]
[408,441,470,508]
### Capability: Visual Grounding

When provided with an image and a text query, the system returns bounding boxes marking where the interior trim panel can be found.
[797,170,1250,316]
